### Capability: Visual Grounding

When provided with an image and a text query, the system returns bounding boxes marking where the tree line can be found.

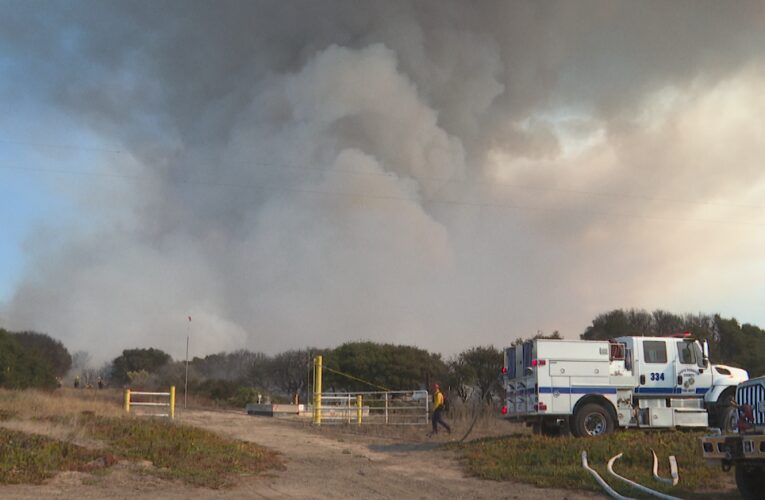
[3,309,765,405]
[581,309,765,376]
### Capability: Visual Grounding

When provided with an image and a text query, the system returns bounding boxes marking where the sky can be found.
[1,0,764,363]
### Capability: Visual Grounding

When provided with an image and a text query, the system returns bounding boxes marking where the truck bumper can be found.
[701,434,765,466]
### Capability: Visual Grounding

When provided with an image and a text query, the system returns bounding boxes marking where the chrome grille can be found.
[737,382,765,425]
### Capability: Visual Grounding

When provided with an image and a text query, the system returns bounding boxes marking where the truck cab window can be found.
[643,341,667,364]
[677,341,696,364]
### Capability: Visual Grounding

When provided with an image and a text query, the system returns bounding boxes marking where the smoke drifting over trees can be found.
[1,1,765,361]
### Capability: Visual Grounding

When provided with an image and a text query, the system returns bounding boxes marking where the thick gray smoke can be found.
[2,1,765,361]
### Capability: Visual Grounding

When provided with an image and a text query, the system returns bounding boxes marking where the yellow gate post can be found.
[313,355,322,425]
[124,389,131,413]
[356,395,362,426]
[170,386,176,419]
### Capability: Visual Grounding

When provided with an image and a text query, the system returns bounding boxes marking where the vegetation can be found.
[82,414,282,488]
[110,348,172,385]
[0,329,58,390]
[11,331,72,377]
[0,428,104,484]
[458,430,734,497]
[582,309,765,377]
[4,307,763,406]
[0,389,283,488]
[447,346,503,403]
[324,342,448,392]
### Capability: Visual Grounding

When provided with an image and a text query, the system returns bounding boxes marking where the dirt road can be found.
[181,409,596,499]
[1,409,598,499]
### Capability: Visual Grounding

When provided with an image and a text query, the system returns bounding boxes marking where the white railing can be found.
[124,386,176,419]
[315,390,428,425]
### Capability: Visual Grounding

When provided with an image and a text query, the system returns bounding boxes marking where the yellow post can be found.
[356,395,362,426]
[170,386,176,419]
[124,389,131,413]
[313,355,322,425]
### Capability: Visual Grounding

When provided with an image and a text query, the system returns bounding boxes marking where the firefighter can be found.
[428,383,451,437]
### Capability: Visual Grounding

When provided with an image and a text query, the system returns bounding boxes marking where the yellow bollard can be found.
[170,386,176,419]
[124,389,131,413]
[357,395,362,426]
[314,355,322,425]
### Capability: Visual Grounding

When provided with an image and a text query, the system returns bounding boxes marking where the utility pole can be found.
[185,315,191,409]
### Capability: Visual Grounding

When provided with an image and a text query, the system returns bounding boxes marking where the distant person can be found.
[428,383,451,437]
[74,376,80,389]
[97,377,104,389]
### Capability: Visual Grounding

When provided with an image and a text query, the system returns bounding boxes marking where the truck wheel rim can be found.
[584,413,606,436]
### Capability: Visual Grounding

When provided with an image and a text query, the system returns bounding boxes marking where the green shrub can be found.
[0,330,58,390]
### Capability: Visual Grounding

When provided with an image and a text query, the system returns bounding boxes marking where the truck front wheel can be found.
[736,464,765,500]
[572,403,614,437]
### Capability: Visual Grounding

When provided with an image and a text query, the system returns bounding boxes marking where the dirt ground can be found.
[0,409,600,499]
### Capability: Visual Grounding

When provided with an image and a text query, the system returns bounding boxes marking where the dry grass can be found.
[0,388,124,420]
[286,405,522,444]
[0,388,282,487]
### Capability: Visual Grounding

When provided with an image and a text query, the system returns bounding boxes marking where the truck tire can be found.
[718,405,738,433]
[736,464,765,500]
[712,391,737,432]
[572,403,614,437]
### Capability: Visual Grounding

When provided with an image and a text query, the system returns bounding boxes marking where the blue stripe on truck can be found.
[634,387,678,394]
[537,387,617,395]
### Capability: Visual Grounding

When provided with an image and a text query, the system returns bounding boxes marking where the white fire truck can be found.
[502,334,748,437]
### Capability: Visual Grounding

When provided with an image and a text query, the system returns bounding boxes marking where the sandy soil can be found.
[0,409,599,499]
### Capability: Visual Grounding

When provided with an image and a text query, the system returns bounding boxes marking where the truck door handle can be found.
[678,376,683,385]
[640,375,645,385]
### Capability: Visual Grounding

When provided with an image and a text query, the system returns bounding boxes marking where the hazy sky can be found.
[1,1,764,362]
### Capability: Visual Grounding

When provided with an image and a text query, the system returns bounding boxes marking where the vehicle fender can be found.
[705,365,748,404]
[705,384,736,406]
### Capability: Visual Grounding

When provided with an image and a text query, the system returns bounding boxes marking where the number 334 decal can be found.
[650,372,666,381]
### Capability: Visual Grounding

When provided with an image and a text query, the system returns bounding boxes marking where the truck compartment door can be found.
[550,376,570,413]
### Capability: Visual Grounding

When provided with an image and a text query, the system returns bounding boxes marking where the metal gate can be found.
[316,390,428,425]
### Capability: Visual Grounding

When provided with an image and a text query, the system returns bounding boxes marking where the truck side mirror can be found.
[703,340,710,367]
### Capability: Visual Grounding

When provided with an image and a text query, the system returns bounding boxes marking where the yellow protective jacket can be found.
[433,390,444,410]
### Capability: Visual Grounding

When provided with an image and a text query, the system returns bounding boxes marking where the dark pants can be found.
[432,407,451,434]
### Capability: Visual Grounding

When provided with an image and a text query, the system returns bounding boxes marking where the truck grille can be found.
[737,382,765,425]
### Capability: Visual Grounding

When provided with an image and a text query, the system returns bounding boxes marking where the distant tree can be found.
[12,331,72,377]
[267,348,318,401]
[580,309,765,378]
[111,348,171,385]
[511,330,563,346]
[652,310,685,336]
[0,329,57,389]
[452,346,503,402]
[582,310,644,340]
[192,350,269,383]
[323,342,447,392]
[446,356,475,403]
